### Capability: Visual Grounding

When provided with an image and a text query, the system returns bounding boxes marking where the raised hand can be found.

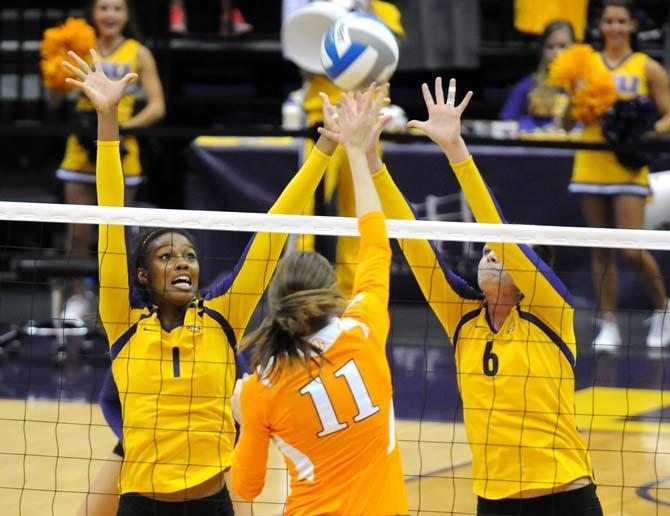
[365,111,393,157]
[318,83,389,151]
[408,77,473,151]
[319,92,340,140]
[63,49,137,114]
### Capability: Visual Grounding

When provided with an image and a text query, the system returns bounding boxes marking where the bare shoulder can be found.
[136,45,157,70]
[646,55,668,81]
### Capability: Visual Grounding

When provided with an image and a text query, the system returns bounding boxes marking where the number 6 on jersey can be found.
[300,359,381,437]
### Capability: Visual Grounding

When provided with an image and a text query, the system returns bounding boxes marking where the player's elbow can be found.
[153,100,166,121]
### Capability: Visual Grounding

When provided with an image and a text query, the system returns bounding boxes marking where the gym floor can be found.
[0,300,668,515]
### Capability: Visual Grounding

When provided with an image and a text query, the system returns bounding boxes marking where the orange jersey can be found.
[231,212,407,516]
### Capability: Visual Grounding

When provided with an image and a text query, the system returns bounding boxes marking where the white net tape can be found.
[2,201,670,250]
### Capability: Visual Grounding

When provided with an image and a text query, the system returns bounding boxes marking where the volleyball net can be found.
[0,201,668,515]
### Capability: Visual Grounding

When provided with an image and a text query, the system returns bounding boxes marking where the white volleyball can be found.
[321,12,399,91]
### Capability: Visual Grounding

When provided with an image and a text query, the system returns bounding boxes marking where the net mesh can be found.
[0,203,668,515]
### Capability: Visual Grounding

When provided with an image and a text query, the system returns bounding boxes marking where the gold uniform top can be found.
[373,156,593,499]
[96,140,331,495]
[571,52,652,196]
[59,39,142,183]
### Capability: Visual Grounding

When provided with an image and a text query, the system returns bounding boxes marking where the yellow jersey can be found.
[571,52,652,195]
[373,156,594,499]
[96,140,331,495]
[232,213,407,516]
[59,39,142,183]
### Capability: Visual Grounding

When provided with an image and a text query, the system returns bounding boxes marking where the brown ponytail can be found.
[240,252,345,381]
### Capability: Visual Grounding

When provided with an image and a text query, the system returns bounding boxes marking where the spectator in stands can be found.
[499,20,575,131]
[50,0,165,324]
[567,0,670,349]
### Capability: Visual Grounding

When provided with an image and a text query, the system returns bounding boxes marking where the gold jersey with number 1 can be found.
[97,138,332,495]
[373,156,594,500]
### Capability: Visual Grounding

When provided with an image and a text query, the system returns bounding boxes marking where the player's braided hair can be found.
[240,251,345,381]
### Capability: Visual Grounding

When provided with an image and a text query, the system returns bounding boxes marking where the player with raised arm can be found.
[354,77,603,515]
[230,85,408,516]
[64,48,337,515]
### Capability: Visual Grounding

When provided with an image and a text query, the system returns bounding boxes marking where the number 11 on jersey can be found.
[300,359,381,437]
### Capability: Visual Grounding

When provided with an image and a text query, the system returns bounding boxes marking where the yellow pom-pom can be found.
[548,44,596,93]
[548,44,617,122]
[39,18,96,92]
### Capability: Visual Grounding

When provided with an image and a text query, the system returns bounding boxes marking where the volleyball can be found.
[320,12,399,91]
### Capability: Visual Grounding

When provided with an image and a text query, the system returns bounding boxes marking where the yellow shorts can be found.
[57,134,143,186]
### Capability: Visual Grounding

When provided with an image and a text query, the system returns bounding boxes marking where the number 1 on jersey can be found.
[300,359,380,437]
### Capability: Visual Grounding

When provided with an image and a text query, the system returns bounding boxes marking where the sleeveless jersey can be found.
[59,39,142,182]
[571,52,652,195]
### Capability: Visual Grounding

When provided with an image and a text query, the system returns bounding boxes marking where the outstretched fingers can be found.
[407,119,425,131]
[435,77,445,105]
[64,77,86,91]
[457,89,474,113]
[62,61,87,81]
[90,48,103,74]
[317,126,341,143]
[341,92,356,120]
[421,82,435,109]
[67,50,92,74]
[120,72,139,88]
[378,113,393,131]
[445,78,456,107]
[319,92,334,112]
[371,83,389,114]
[361,83,375,114]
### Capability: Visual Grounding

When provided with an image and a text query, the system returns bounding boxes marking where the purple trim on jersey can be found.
[519,243,573,306]
[403,195,482,301]
[205,234,256,300]
[518,308,575,371]
[434,241,485,301]
[236,351,251,378]
[109,309,157,360]
[110,325,138,361]
[453,307,484,349]
[200,305,237,351]
[99,369,122,440]
[129,287,146,309]
[600,51,635,71]
[484,306,497,334]
[482,182,573,306]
